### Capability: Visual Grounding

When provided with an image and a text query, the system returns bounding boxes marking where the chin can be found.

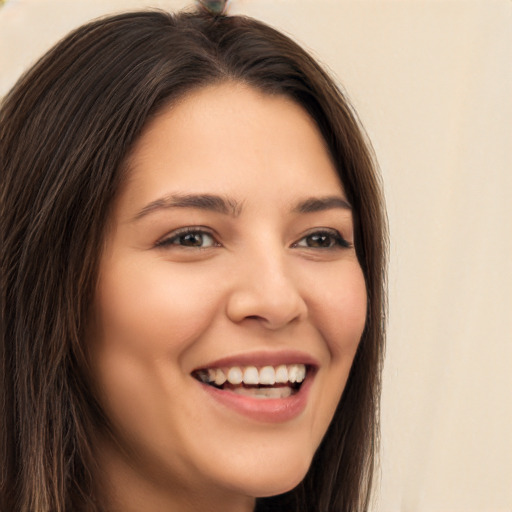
[225,454,312,499]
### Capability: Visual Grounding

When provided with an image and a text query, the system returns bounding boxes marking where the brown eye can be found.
[157,229,218,249]
[294,229,351,249]
[306,233,336,248]
[178,232,208,247]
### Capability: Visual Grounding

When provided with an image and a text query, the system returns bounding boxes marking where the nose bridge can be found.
[226,239,307,329]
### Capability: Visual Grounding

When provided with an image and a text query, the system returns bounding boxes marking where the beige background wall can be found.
[1,1,511,510]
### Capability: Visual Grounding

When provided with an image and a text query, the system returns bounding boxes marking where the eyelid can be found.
[155,226,220,249]
[292,227,352,249]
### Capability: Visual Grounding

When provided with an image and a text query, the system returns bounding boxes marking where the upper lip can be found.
[192,350,320,371]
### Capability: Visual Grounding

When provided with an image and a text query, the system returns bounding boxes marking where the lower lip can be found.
[198,373,314,423]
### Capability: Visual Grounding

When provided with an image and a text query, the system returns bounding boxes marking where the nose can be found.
[225,248,308,330]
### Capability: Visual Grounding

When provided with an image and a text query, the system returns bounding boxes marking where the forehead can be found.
[121,82,344,213]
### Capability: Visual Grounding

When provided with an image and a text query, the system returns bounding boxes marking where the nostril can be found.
[225,280,307,329]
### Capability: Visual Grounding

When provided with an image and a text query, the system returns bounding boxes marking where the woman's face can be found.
[89,83,367,511]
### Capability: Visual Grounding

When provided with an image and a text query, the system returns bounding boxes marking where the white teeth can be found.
[259,366,276,385]
[198,363,307,386]
[288,364,306,383]
[227,367,243,385]
[214,369,227,386]
[243,366,259,385]
[275,364,288,383]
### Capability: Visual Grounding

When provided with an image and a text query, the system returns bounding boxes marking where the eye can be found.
[156,227,219,249]
[293,229,352,249]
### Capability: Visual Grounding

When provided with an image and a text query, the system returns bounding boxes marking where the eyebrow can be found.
[132,193,351,221]
[133,193,242,220]
[293,196,352,213]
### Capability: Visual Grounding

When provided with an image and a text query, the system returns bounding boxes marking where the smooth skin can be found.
[88,82,367,512]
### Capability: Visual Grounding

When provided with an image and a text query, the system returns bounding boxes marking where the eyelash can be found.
[155,227,219,249]
[292,229,352,250]
[155,227,352,250]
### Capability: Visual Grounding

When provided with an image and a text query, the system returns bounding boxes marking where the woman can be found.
[0,7,386,512]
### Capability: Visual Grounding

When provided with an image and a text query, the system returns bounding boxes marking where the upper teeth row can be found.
[197,364,307,386]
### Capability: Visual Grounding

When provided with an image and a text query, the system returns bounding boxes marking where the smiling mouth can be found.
[192,364,308,399]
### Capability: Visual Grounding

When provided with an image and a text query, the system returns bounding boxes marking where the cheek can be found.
[297,259,367,446]
[92,257,223,359]
[308,260,367,358]
[87,257,227,456]
[87,258,225,428]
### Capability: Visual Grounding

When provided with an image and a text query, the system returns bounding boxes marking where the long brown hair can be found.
[0,10,387,512]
